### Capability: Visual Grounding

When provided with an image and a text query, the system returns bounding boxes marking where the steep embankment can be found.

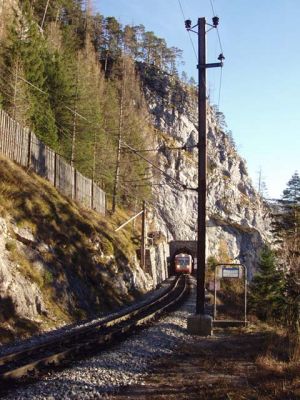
[0,155,151,343]
[138,64,272,276]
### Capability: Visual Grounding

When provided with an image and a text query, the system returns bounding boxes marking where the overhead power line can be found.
[207,0,224,107]
[209,0,216,15]
[121,140,188,190]
[121,144,198,153]
[0,62,195,195]
[16,75,90,122]
[177,0,198,62]
[0,64,93,123]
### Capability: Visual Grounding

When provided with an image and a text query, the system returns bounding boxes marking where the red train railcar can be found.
[174,253,192,274]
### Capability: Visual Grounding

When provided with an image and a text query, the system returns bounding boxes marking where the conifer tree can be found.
[72,39,104,177]
[0,10,30,124]
[270,172,300,356]
[109,56,153,211]
[22,2,57,146]
[249,246,285,321]
[282,171,300,204]
[274,172,300,245]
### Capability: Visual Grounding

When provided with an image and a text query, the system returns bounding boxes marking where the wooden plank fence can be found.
[0,108,106,215]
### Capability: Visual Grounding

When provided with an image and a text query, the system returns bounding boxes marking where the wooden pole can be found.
[112,67,125,213]
[141,201,146,269]
[196,17,207,315]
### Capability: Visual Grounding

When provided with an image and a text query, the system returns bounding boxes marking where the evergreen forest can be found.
[0,0,191,210]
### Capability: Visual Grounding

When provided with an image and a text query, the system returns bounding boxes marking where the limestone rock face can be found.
[139,66,272,277]
[0,217,46,322]
[0,214,152,332]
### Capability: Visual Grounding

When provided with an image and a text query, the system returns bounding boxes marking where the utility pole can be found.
[197,17,207,315]
[112,78,125,213]
[185,16,224,334]
[141,201,147,269]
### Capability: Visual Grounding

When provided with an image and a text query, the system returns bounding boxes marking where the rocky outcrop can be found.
[138,65,272,277]
[0,212,152,337]
[0,153,154,341]
[0,217,47,322]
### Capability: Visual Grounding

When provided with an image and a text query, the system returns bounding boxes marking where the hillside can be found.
[0,1,277,343]
[0,155,151,343]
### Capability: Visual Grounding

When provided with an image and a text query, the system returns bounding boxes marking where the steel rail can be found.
[0,275,188,383]
[0,276,180,366]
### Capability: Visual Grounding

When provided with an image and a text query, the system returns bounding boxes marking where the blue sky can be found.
[94,0,299,198]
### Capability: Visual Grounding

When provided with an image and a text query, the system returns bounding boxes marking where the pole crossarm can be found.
[198,62,223,69]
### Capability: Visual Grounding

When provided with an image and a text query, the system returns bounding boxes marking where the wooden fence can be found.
[0,109,106,215]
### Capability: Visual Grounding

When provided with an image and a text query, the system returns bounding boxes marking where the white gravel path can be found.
[3,278,197,400]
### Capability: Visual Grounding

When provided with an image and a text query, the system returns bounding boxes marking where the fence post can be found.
[91,179,94,210]
[54,152,57,187]
[74,168,77,200]
[0,110,107,216]
[0,110,3,153]
[27,130,32,168]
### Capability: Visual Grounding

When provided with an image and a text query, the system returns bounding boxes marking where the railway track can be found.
[0,275,189,385]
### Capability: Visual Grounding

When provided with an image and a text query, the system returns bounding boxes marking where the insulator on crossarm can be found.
[185,19,192,30]
[212,16,219,27]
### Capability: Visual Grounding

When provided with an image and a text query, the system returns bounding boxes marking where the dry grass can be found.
[0,155,144,340]
[111,326,300,400]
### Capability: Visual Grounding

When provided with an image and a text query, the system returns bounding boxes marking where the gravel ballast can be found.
[3,277,197,399]
[0,278,176,358]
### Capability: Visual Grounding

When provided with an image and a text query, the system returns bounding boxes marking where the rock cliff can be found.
[138,64,272,277]
[0,156,152,343]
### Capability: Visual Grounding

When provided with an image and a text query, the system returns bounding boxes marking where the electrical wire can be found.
[2,68,188,192]
[121,144,197,153]
[0,61,192,197]
[177,0,198,62]
[121,140,187,190]
[0,64,93,123]
[0,64,194,152]
[208,0,223,52]
[207,0,224,108]
[209,0,216,17]
[116,182,158,208]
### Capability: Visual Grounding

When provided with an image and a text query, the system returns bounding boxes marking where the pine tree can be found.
[22,3,58,146]
[249,246,285,321]
[282,171,300,204]
[109,56,153,210]
[271,172,300,357]
[274,172,300,242]
[0,10,30,124]
[72,38,104,177]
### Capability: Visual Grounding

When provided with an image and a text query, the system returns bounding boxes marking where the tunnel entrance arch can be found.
[169,240,197,275]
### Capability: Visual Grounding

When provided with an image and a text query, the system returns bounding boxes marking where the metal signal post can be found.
[185,17,224,316]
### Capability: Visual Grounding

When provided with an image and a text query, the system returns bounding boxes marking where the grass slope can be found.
[0,155,145,342]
